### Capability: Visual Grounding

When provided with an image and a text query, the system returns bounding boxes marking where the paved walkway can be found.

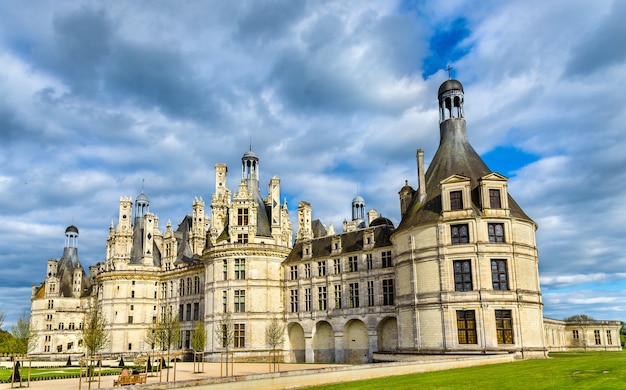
[1,361,339,390]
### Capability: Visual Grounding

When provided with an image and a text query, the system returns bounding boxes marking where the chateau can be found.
[30,79,621,363]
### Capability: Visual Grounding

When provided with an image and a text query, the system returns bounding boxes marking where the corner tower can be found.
[392,79,547,359]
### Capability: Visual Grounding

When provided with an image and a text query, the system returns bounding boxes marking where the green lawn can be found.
[305,350,626,390]
[0,366,121,383]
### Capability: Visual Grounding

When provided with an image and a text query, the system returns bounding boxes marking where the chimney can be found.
[417,149,426,203]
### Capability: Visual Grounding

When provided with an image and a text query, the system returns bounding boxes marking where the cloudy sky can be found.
[1,0,625,328]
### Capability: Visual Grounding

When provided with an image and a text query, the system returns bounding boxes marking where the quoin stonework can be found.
[30,79,621,363]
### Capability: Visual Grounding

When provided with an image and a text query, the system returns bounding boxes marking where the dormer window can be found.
[450,191,463,210]
[489,189,501,208]
[237,208,249,225]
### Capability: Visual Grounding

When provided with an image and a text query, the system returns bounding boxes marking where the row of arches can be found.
[287,317,397,363]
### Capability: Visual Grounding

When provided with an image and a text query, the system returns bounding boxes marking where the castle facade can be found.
[30,79,621,362]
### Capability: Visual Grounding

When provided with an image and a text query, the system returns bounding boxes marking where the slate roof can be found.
[284,224,394,264]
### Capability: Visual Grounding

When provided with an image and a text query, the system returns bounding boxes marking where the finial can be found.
[446,65,453,80]
[141,178,145,193]
[249,136,252,151]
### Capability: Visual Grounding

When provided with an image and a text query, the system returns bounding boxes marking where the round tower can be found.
[135,190,149,219]
[352,195,365,228]
[242,148,259,183]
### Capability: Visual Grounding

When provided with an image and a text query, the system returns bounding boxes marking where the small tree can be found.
[82,306,108,384]
[214,313,234,376]
[10,311,35,354]
[145,322,159,372]
[564,314,595,322]
[82,307,108,356]
[191,320,206,372]
[265,317,285,372]
[155,307,181,381]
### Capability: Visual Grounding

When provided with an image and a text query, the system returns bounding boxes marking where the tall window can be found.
[48,300,54,309]
[193,302,199,321]
[234,290,245,312]
[491,259,508,290]
[222,290,227,312]
[488,223,505,243]
[318,261,326,276]
[179,304,184,321]
[161,283,166,299]
[290,266,298,280]
[349,283,360,308]
[290,289,298,312]
[186,303,192,321]
[382,279,394,305]
[304,263,311,278]
[381,251,392,268]
[318,286,327,310]
[305,288,311,311]
[453,260,473,291]
[333,259,341,274]
[237,208,249,225]
[451,224,469,244]
[457,310,477,344]
[367,281,374,306]
[495,310,513,344]
[450,190,463,210]
[234,258,246,279]
[180,279,185,296]
[334,285,342,309]
[234,324,246,348]
[187,277,192,295]
[489,189,501,208]
[594,330,601,345]
[349,256,358,272]
[607,330,612,345]
[223,260,228,280]
[366,254,373,270]
[572,330,579,339]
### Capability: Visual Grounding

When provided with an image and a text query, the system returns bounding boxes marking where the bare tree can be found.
[265,317,285,372]
[214,313,234,376]
[564,314,595,322]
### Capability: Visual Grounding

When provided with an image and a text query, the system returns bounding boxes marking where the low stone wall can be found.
[115,354,514,390]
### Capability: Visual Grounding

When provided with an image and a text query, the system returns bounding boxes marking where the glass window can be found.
[234,258,246,279]
[334,285,342,309]
[366,254,373,270]
[305,288,311,311]
[594,330,601,345]
[234,290,245,312]
[381,251,392,268]
[237,208,249,225]
[489,189,501,208]
[349,283,360,308]
[318,261,326,276]
[318,286,327,310]
[495,310,514,344]
[290,289,298,312]
[367,281,374,306]
[457,310,477,344]
[333,259,341,274]
[234,324,245,348]
[488,223,505,243]
[290,265,298,280]
[450,190,463,210]
[382,279,394,305]
[349,256,358,272]
[304,263,311,278]
[491,259,508,290]
[454,260,473,291]
[451,224,469,244]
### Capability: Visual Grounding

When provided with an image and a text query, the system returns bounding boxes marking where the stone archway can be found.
[287,322,305,363]
[313,321,335,363]
[343,319,369,363]
[377,317,398,352]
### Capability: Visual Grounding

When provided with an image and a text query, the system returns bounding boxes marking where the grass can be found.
[305,350,626,390]
[0,365,122,383]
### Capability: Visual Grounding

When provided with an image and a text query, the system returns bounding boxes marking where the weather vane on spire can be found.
[446,65,454,80]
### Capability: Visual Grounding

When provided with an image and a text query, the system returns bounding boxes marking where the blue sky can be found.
[0,0,625,328]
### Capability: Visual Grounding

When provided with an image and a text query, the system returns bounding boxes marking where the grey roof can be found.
[396,82,532,232]
[56,247,91,297]
[311,219,328,238]
[65,225,79,234]
[284,224,393,264]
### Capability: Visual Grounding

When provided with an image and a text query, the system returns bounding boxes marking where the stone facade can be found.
[544,318,622,351]
[30,79,620,362]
